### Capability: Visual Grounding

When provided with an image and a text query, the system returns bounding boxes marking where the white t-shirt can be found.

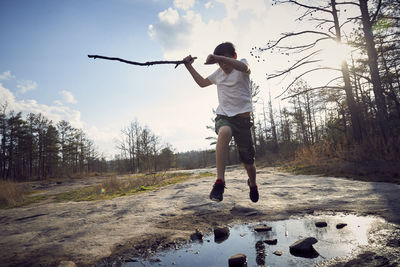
[207,58,252,117]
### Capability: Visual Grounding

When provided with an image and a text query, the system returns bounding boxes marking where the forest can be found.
[0,0,399,181]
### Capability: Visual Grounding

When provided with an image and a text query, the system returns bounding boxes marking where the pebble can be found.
[315,221,328,227]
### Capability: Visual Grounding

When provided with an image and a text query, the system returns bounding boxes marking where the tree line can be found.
[0,104,107,181]
[113,119,176,173]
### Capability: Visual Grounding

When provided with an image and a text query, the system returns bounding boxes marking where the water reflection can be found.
[124,214,379,267]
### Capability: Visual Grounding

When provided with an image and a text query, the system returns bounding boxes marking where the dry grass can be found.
[100,176,123,193]
[55,171,213,202]
[97,172,178,195]
[0,172,214,208]
[282,136,400,184]
[0,180,28,208]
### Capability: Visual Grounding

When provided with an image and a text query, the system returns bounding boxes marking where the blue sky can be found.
[0,0,356,157]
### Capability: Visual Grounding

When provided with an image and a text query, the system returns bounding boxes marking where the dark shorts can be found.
[215,114,255,165]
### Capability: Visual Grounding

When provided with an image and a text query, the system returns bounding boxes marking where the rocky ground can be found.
[0,166,399,266]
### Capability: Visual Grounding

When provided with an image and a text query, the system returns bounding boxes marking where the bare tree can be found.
[260,0,364,141]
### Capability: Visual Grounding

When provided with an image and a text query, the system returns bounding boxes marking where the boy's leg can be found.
[209,125,232,202]
[216,125,232,182]
[244,163,256,186]
[231,116,258,202]
[245,163,258,202]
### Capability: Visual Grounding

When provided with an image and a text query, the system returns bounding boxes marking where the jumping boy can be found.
[183,42,259,203]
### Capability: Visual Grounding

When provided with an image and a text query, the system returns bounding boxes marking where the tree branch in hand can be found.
[88,55,186,68]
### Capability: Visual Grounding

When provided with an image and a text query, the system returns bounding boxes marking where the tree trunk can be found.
[359,0,389,141]
[268,93,278,151]
[331,0,363,142]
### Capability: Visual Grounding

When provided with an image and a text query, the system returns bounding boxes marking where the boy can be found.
[183,42,259,203]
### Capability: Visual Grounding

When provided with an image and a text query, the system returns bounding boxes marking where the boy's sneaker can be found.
[210,179,225,202]
[248,179,259,203]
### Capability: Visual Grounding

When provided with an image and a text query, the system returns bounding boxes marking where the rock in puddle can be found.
[190,229,203,241]
[315,221,328,227]
[336,223,348,229]
[228,253,247,267]
[214,226,230,243]
[273,250,283,256]
[264,238,278,245]
[254,224,272,232]
[289,237,319,258]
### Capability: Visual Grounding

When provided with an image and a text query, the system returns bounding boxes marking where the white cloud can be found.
[0,83,16,104]
[159,7,180,24]
[149,8,196,52]
[205,1,213,9]
[17,80,38,94]
[174,0,195,10]
[0,71,14,81]
[60,90,77,104]
[0,83,83,129]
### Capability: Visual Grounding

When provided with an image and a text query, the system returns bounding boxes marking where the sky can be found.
[0,0,358,158]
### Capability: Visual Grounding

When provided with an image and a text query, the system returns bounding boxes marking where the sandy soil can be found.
[0,166,399,266]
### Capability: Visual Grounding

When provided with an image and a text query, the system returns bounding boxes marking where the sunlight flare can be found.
[321,40,352,67]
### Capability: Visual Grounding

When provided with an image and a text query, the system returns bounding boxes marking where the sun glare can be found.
[321,40,352,67]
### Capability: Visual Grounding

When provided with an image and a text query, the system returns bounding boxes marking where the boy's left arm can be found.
[205,55,251,74]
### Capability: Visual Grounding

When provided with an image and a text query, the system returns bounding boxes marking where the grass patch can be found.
[0,180,28,208]
[0,185,51,209]
[8,195,49,209]
[54,171,213,202]
[0,171,214,209]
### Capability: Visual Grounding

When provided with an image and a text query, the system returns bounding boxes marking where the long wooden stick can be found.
[88,55,185,68]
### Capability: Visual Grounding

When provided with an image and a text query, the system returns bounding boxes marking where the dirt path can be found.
[0,166,399,266]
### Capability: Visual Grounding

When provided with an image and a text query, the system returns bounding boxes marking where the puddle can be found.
[124,214,381,266]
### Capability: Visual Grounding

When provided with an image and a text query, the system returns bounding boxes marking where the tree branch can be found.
[371,0,382,24]
[88,55,185,68]
[381,16,400,21]
[335,1,360,7]
[274,37,331,53]
[267,50,322,80]
[282,85,344,100]
[263,31,335,51]
[278,0,333,14]
[275,67,341,99]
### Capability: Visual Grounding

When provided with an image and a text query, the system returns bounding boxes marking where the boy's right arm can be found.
[184,55,212,88]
